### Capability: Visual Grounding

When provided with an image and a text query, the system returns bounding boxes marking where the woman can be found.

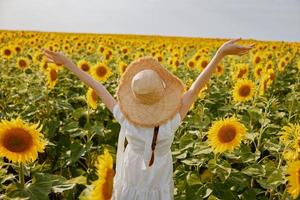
[42,38,254,200]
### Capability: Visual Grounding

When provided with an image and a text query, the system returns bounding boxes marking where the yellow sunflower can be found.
[183,79,195,110]
[62,43,71,53]
[198,57,209,71]
[121,46,129,54]
[207,116,247,153]
[16,57,30,70]
[214,64,224,77]
[280,123,300,161]
[278,58,287,72]
[78,60,92,73]
[117,61,128,75]
[0,116,47,164]
[267,68,276,83]
[91,62,112,82]
[198,84,209,100]
[46,65,58,89]
[258,74,272,96]
[286,160,300,199]
[80,148,115,200]
[253,64,264,80]
[39,58,49,73]
[154,53,163,63]
[280,123,300,145]
[297,59,300,71]
[232,64,249,80]
[252,53,262,66]
[200,169,213,183]
[86,87,98,109]
[2,46,14,60]
[87,44,95,54]
[171,57,180,69]
[97,45,106,54]
[12,44,22,54]
[194,53,201,62]
[167,57,174,70]
[33,51,44,64]
[103,50,113,62]
[187,57,196,70]
[232,79,255,102]
[265,60,274,71]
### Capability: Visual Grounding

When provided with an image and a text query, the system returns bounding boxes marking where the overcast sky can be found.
[0,0,299,42]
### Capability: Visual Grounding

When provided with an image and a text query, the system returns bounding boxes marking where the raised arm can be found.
[179,38,255,120]
[42,49,117,113]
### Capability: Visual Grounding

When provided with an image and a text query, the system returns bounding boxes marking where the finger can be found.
[45,58,54,63]
[241,48,251,53]
[229,37,242,44]
[238,51,250,56]
[43,49,56,55]
[237,45,253,50]
[241,43,256,49]
[43,52,54,60]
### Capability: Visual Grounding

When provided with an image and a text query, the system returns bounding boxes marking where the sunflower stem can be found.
[277,141,292,169]
[281,187,288,200]
[86,105,90,126]
[255,96,270,151]
[269,189,274,200]
[19,163,25,188]
[214,152,220,164]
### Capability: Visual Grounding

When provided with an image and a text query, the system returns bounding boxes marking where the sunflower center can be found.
[188,61,194,68]
[4,49,11,56]
[102,168,115,199]
[122,65,127,73]
[81,64,90,71]
[201,61,208,68]
[3,128,33,152]
[217,65,221,72]
[43,62,48,70]
[91,90,98,101]
[255,56,261,64]
[257,68,262,76]
[50,69,57,81]
[298,168,300,184]
[217,124,237,143]
[267,64,272,69]
[270,73,275,81]
[238,85,251,97]
[15,47,21,52]
[96,66,107,77]
[238,69,247,78]
[19,60,27,68]
[263,79,269,90]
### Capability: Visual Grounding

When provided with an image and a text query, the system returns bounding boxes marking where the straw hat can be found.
[116,56,185,127]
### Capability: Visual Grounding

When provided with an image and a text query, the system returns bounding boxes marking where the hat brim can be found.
[116,56,185,127]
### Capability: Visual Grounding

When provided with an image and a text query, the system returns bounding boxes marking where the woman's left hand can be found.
[217,38,255,57]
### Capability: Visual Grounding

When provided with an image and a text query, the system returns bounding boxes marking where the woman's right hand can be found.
[42,49,69,65]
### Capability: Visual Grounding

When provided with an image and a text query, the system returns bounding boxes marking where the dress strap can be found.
[141,126,160,170]
[148,126,159,167]
[124,136,128,152]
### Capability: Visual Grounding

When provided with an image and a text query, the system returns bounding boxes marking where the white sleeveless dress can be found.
[111,103,182,200]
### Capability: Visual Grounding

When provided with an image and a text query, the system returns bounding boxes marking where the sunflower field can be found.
[0,30,299,200]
